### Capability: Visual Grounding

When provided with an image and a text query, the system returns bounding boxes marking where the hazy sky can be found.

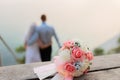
[0,0,120,49]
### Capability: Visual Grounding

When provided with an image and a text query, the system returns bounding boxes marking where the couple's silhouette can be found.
[24,14,61,63]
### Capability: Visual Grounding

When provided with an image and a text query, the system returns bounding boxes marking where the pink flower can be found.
[62,40,74,49]
[64,76,73,80]
[72,47,84,60]
[64,63,75,72]
[85,52,93,61]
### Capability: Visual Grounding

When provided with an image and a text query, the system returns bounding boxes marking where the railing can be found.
[0,54,120,80]
[0,35,19,66]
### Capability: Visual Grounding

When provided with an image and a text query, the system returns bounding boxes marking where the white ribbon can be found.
[34,63,57,80]
[51,73,64,80]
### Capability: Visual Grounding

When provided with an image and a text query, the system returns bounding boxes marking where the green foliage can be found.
[107,37,120,54]
[15,45,25,63]
[15,45,25,53]
[108,46,120,54]
[114,46,120,53]
[118,37,120,44]
[16,56,25,64]
[94,48,104,56]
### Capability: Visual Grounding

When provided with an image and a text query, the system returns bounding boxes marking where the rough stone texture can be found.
[0,62,51,80]
[91,54,120,71]
[0,54,120,80]
[74,68,120,80]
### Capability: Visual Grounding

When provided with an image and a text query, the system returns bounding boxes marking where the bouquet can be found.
[34,40,94,80]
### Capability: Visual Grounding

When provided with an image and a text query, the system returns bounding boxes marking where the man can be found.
[28,14,61,61]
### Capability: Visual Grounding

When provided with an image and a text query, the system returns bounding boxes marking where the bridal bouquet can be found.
[34,40,94,80]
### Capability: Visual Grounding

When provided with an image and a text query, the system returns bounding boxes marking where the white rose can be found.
[59,49,71,62]
[80,43,89,52]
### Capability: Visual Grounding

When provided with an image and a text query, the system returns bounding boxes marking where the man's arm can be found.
[52,28,61,48]
[27,32,39,46]
[37,39,52,49]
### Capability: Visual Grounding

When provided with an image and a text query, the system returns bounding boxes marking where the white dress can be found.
[25,23,41,64]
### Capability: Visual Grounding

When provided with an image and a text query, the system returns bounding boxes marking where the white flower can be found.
[59,49,71,62]
[80,43,89,52]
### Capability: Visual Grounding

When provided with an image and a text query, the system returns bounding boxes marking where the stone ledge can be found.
[0,54,120,80]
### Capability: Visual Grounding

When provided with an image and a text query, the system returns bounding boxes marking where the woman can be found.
[24,23,51,64]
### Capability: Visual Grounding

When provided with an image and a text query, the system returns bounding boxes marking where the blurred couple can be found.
[24,14,61,63]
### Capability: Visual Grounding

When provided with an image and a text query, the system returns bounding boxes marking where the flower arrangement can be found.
[54,40,94,80]
[33,40,94,80]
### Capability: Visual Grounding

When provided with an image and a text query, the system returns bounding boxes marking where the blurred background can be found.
[0,0,120,66]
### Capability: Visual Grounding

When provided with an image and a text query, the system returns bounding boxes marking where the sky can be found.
[0,0,120,49]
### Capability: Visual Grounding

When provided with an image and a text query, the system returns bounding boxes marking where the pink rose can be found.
[63,40,74,49]
[72,47,84,60]
[85,52,93,61]
[64,63,75,72]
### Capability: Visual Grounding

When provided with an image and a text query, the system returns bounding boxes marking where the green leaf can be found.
[15,45,25,53]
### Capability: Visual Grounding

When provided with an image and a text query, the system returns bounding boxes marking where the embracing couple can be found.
[24,14,61,63]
